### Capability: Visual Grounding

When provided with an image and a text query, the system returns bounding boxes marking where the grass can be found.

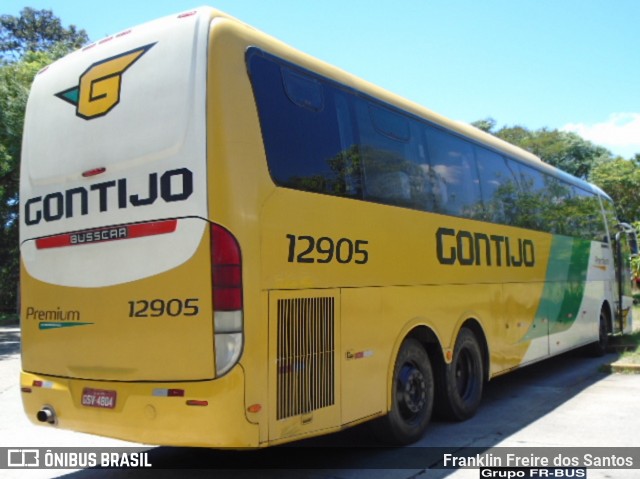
[612,330,640,363]
[609,302,640,364]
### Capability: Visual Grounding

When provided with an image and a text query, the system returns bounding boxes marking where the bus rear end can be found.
[19,9,257,447]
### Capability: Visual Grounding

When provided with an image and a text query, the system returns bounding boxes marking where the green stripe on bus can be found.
[523,236,590,341]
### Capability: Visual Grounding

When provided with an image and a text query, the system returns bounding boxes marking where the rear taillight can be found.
[211,224,243,376]
[211,224,242,311]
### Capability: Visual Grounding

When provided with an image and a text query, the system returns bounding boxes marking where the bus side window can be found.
[424,126,482,218]
[358,100,415,208]
[475,148,518,224]
[335,94,362,197]
[282,68,324,111]
[571,187,607,242]
[247,51,360,199]
[541,175,574,236]
[511,162,546,231]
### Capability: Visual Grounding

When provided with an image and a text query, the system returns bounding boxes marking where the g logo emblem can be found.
[56,43,155,120]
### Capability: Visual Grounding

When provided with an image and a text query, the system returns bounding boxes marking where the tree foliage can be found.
[472,118,613,179]
[0,8,88,62]
[473,118,640,223]
[0,9,88,311]
[589,159,640,223]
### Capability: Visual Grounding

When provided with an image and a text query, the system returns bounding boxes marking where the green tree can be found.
[527,129,611,179]
[590,158,640,223]
[471,118,496,133]
[1,8,88,62]
[473,118,640,223]
[472,119,614,179]
[0,10,88,311]
[0,51,52,311]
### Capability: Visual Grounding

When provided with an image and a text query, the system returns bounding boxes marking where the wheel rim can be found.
[455,348,475,400]
[396,362,427,422]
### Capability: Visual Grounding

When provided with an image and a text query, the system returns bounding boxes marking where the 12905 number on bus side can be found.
[286,234,369,264]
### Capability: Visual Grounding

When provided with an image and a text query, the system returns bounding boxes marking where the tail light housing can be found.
[211,224,243,376]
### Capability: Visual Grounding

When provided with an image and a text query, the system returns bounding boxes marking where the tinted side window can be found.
[602,197,619,244]
[476,148,519,224]
[358,100,426,209]
[541,175,575,236]
[248,49,605,240]
[424,127,482,218]
[247,51,361,198]
[369,103,410,141]
[511,163,546,231]
[282,68,323,111]
[570,187,608,241]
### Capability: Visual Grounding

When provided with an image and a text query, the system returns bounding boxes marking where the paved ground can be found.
[1,323,639,479]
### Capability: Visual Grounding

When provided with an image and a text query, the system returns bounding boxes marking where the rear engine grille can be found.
[276,297,335,420]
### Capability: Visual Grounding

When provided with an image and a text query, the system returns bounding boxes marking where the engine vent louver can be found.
[276,297,335,420]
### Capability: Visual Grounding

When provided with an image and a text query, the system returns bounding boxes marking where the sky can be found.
[5,0,640,158]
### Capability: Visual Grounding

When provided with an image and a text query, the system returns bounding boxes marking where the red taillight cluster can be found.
[211,224,242,311]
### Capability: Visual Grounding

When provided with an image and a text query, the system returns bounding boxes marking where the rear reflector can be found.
[186,400,208,407]
[32,380,53,388]
[152,388,185,397]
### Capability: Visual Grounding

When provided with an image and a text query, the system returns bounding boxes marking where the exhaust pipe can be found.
[36,406,57,425]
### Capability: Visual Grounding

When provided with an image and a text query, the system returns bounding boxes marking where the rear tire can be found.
[372,338,434,445]
[437,327,483,421]
[589,309,609,357]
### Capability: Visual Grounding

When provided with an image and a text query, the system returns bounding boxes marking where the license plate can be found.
[81,388,116,409]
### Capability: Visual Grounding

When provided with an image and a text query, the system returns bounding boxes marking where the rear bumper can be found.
[20,366,260,448]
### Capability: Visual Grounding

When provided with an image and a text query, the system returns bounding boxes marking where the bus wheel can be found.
[438,328,483,421]
[373,338,434,445]
[589,309,609,357]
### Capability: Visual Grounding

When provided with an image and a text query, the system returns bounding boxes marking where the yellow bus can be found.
[19,7,634,447]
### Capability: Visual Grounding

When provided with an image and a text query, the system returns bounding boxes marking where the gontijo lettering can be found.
[436,227,535,267]
[24,167,193,226]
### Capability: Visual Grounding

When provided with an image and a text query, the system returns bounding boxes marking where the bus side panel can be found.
[521,237,614,362]
[260,190,553,291]
[495,282,548,374]
[547,240,615,355]
[260,189,557,424]
[340,287,387,424]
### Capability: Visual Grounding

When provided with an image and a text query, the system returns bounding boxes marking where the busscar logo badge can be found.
[55,43,155,120]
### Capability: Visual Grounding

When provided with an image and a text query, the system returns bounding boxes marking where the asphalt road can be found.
[1,324,639,479]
